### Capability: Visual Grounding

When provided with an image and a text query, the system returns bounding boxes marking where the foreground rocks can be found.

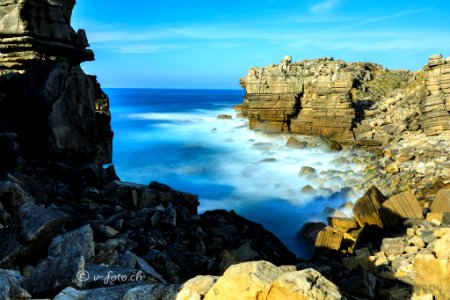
[203,261,342,300]
[299,185,450,299]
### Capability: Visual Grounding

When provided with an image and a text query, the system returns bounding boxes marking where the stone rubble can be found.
[1,1,450,299]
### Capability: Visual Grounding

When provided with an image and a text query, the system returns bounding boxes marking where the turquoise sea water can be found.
[107,88,364,257]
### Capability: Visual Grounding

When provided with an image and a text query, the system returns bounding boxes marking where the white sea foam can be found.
[118,107,368,257]
[125,108,365,203]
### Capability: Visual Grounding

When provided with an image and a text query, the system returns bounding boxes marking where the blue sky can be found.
[72,0,450,89]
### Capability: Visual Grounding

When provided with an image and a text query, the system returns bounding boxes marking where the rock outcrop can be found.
[239,55,450,145]
[421,54,450,134]
[0,62,113,167]
[0,0,93,72]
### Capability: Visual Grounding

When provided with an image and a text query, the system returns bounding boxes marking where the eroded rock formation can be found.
[239,55,450,145]
[0,0,93,72]
[421,54,450,134]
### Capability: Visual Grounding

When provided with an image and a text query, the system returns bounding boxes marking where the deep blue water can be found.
[106,88,364,257]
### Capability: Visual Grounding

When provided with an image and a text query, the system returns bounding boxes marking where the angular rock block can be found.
[430,189,450,213]
[381,190,423,221]
[313,226,358,255]
[327,217,359,232]
[315,227,343,252]
[19,203,68,242]
[352,186,387,228]
[25,225,95,295]
[380,237,406,256]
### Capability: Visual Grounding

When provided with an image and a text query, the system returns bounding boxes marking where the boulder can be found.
[414,256,450,300]
[430,189,450,213]
[314,227,344,254]
[176,275,218,300]
[352,186,387,228]
[285,136,307,149]
[260,268,342,300]
[434,234,450,259]
[0,203,66,269]
[216,114,232,120]
[122,284,179,300]
[19,203,68,242]
[299,166,317,178]
[101,181,199,213]
[203,261,295,300]
[380,237,406,256]
[0,180,34,220]
[54,283,144,300]
[381,190,423,222]
[25,225,95,295]
[0,269,31,300]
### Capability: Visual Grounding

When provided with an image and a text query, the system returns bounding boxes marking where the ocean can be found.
[107,88,366,257]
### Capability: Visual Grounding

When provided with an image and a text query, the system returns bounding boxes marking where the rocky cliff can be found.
[0,1,295,299]
[0,0,93,72]
[239,55,450,145]
[1,1,450,299]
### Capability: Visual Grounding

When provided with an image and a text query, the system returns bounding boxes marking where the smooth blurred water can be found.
[107,88,364,257]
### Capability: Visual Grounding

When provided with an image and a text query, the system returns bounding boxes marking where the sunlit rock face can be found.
[0,0,93,72]
[421,54,450,134]
[239,57,379,143]
[239,55,450,145]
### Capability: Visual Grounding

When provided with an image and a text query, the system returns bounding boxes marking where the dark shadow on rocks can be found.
[351,100,374,130]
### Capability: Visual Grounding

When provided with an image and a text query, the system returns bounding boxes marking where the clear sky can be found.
[72,0,450,89]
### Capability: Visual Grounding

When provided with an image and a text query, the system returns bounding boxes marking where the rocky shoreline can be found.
[1,1,450,300]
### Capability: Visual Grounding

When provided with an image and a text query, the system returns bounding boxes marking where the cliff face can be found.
[421,54,450,134]
[0,0,93,72]
[239,55,450,145]
[0,0,111,170]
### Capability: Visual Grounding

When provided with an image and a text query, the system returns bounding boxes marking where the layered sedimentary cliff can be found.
[239,55,450,145]
[0,0,93,72]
